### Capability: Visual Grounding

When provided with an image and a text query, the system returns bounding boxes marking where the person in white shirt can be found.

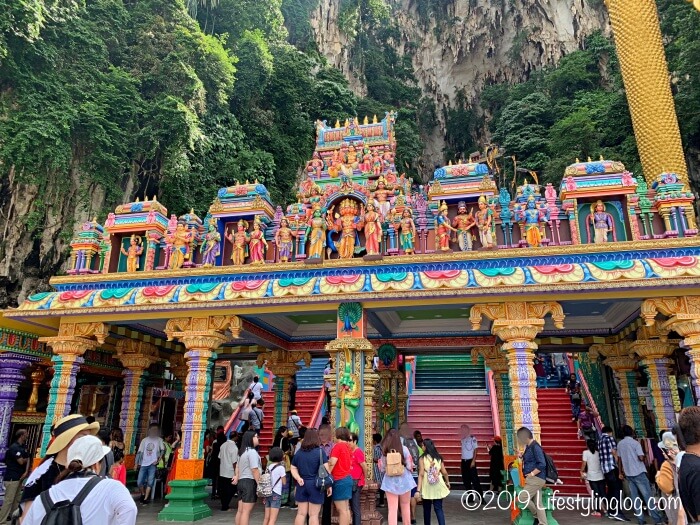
[459,424,483,498]
[580,439,606,517]
[263,447,286,525]
[617,425,663,525]
[22,435,136,525]
[135,424,165,504]
[219,433,239,511]
[288,410,302,442]
[250,376,264,401]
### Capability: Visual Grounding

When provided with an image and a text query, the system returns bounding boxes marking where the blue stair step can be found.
[414,355,486,390]
[295,357,328,390]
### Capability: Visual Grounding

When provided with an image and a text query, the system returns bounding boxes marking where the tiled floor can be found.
[136,492,606,524]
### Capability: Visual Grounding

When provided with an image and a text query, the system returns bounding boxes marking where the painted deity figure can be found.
[306,209,327,260]
[306,152,323,178]
[167,222,192,270]
[399,208,417,254]
[304,184,323,221]
[588,200,614,244]
[362,203,383,256]
[372,177,395,220]
[518,196,549,247]
[327,199,362,259]
[435,202,457,251]
[346,145,359,168]
[359,147,373,173]
[275,218,297,262]
[120,235,143,273]
[248,219,268,264]
[226,220,249,265]
[452,201,476,251]
[475,195,495,249]
[200,218,221,267]
[372,152,383,176]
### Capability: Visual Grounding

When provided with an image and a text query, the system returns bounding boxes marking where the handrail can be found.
[487,370,501,438]
[224,388,251,434]
[577,369,604,431]
[309,388,326,429]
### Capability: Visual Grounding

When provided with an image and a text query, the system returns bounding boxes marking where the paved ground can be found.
[135,492,602,525]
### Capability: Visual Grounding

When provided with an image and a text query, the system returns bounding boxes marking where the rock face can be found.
[310,0,609,162]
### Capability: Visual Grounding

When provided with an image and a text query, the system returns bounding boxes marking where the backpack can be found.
[426,459,440,485]
[257,464,283,498]
[39,476,102,525]
[535,443,560,484]
[315,448,334,490]
[250,408,263,430]
[287,415,299,437]
[386,449,404,477]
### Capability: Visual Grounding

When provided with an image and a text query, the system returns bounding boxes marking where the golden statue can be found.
[167,223,191,270]
[120,234,143,273]
[226,220,249,266]
[327,199,362,259]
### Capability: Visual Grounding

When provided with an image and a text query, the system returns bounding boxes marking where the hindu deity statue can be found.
[475,195,495,249]
[306,151,323,178]
[226,220,249,265]
[304,184,324,221]
[359,146,373,173]
[306,209,327,261]
[167,222,192,270]
[248,218,268,264]
[120,234,143,273]
[346,145,359,168]
[275,218,297,262]
[517,196,550,247]
[372,151,383,176]
[372,176,396,220]
[587,200,615,244]
[361,202,383,256]
[399,208,417,254]
[435,201,457,252]
[328,149,342,178]
[452,201,476,251]
[327,199,362,259]
[200,218,221,267]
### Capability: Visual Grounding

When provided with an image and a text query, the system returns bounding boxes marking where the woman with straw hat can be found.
[20,415,99,517]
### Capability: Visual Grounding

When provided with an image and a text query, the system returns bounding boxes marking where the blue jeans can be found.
[626,472,662,524]
[137,464,157,489]
[422,498,446,525]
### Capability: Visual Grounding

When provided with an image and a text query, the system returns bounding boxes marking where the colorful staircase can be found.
[407,355,493,486]
[296,358,327,390]
[413,355,487,390]
[292,390,322,429]
[537,388,588,496]
[408,392,494,486]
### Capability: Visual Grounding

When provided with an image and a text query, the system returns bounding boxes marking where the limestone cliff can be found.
[311,0,609,162]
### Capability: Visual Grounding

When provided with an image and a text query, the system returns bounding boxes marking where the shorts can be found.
[333,475,353,501]
[411,478,418,498]
[238,478,257,504]
[265,492,282,509]
[295,479,325,505]
[137,464,157,489]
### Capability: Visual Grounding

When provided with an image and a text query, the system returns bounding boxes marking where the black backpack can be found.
[535,443,560,484]
[39,476,103,525]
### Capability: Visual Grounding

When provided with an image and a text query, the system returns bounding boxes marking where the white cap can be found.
[67,435,111,468]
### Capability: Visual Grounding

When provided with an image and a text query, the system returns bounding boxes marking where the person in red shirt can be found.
[350,433,367,525]
[328,427,353,525]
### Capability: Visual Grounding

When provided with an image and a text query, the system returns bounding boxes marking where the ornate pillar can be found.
[606,0,688,183]
[470,302,565,444]
[325,303,381,524]
[472,346,513,454]
[643,296,700,403]
[0,354,34,497]
[38,322,108,456]
[590,343,645,435]
[629,323,677,431]
[158,315,241,523]
[257,349,310,429]
[115,339,159,468]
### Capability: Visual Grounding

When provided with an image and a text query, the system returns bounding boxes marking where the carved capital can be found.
[115,339,159,370]
[165,315,241,351]
[642,296,700,327]
[630,339,674,360]
[604,356,638,372]
[492,322,542,346]
[39,321,109,358]
[471,345,508,373]
[325,337,374,353]
[470,301,564,331]
[256,349,311,376]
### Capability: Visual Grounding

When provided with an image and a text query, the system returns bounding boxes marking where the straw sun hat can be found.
[46,415,100,455]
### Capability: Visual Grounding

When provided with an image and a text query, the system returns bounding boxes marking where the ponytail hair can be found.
[54,460,86,483]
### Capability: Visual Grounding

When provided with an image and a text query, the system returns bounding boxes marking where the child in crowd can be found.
[263,447,286,525]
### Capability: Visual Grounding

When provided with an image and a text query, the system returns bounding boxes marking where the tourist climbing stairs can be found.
[407,355,493,487]
[537,388,588,496]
